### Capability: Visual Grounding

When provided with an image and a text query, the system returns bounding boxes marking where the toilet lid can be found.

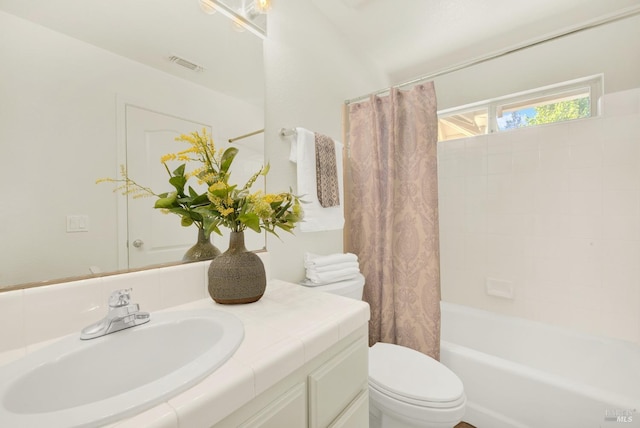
[368,343,464,406]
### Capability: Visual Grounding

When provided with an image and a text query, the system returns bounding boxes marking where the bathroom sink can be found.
[0,308,244,428]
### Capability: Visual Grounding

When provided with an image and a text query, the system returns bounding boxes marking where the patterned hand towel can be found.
[314,133,340,207]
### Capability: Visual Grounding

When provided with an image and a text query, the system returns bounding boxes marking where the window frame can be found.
[437,74,602,140]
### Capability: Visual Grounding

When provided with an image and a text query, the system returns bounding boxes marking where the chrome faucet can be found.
[80,289,150,340]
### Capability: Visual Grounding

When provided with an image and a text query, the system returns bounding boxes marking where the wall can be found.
[438,89,640,344]
[262,0,387,282]
[434,14,640,344]
[434,13,640,110]
[0,11,262,286]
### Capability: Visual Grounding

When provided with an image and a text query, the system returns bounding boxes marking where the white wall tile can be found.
[603,190,639,217]
[464,153,487,176]
[538,170,569,192]
[569,143,602,169]
[603,138,639,166]
[538,122,570,149]
[567,117,604,146]
[488,152,512,174]
[535,191,570,215]
[512,150,539,174]
[487,213,520,236]
[439,101,640,343]
[569,216,602,239]
[569,191,602,216]
[603,164,640,191]
[23,278,103,345]
[539,146,570,171]
[487,132,513,154]
[159,263,207,308]
[463,234,487,269]
[603,215,640,240]
[510,127,539,153]
[569,167,602,192]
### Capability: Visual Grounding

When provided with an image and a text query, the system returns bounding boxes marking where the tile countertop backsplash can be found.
[0,255,371,427]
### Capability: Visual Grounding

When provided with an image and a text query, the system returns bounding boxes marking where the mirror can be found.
[0,0,265,289]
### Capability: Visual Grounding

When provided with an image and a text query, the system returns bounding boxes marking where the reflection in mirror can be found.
[202,0,270,38]
[0,0,265,289]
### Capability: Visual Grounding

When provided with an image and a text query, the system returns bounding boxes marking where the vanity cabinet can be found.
[214,328,369,428]
[238,383,307,428]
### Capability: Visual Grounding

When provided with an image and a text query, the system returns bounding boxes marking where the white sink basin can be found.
[0,308,244,428]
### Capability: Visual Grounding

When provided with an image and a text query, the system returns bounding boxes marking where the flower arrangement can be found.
[99,129,303,239]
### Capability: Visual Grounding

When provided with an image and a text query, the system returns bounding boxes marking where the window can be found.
[437,75,602,142]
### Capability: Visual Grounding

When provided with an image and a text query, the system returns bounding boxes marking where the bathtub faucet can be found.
[80,289,150,340]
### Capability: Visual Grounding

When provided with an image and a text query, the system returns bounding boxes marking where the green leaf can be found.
[191,193,210,205]
[220,147,239,174]
[172,164,186,177]
[204,218,222,237]
[188,186,198,199]
[154,192,177,208]
[238,213,261,233]
[169,175,187,194]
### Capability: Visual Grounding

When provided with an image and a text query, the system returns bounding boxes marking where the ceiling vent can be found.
[169,55,205,72]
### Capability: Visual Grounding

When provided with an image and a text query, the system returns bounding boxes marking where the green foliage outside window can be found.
[526,97,590,125]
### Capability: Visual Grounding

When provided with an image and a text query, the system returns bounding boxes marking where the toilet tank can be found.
[304,273,365,300]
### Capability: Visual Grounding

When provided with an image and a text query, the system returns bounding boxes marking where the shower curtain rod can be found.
[228,128,264,143]
[345,6,640,105]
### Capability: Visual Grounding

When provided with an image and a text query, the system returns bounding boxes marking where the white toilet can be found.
[304,274,466,428]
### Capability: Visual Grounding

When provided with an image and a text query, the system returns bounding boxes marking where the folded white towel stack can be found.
[303,252,360,285]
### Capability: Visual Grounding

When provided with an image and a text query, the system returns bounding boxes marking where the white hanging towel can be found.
[289,127,344,232]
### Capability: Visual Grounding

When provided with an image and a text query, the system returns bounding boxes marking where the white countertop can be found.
[104,279,370,428]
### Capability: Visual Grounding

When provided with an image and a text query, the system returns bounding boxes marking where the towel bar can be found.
[279,127,297,138]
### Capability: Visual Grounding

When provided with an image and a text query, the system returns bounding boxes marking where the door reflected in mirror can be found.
[0,0,265,289]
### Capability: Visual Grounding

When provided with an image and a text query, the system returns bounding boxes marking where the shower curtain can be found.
[345,82,441,359]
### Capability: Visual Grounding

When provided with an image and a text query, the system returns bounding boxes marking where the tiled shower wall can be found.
[438,88,640,344]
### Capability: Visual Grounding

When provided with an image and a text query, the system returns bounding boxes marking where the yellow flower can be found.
[220,207,235,216]
[263,193,284,204]
[160,153,177,163]
[293,200,303,217]
[253,198,273,219]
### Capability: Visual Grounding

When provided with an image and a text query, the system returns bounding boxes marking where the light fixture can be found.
[198,0,267,39]
[245,0,271,20]
[198,0,217,15]
[254,0,272,14]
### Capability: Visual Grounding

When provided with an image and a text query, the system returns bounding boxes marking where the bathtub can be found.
[439,302,640,428]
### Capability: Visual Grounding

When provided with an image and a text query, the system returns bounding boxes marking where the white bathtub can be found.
[439,302,640,428]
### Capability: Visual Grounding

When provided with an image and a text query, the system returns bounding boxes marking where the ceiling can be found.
[0,0,265,104]
[311,0,640,85]
[3,0,640,102]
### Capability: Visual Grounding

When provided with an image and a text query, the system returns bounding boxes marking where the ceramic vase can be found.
[182,228,221,262]
[208,230,266,304]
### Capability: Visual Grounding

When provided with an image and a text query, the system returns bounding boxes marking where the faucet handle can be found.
[108,288,132,308]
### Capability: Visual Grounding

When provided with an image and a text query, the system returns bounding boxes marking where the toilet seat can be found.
[369,343,465,409]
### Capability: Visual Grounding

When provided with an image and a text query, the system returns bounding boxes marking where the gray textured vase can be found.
[182,228,221,262]
[208,230,266,304]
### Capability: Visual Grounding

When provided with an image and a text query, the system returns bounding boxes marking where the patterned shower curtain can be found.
[345,82,441,359]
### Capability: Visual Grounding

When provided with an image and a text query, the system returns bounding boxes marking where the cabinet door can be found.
[308,339,368,428]
[328,389,368,428]
[238,383,307,428]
